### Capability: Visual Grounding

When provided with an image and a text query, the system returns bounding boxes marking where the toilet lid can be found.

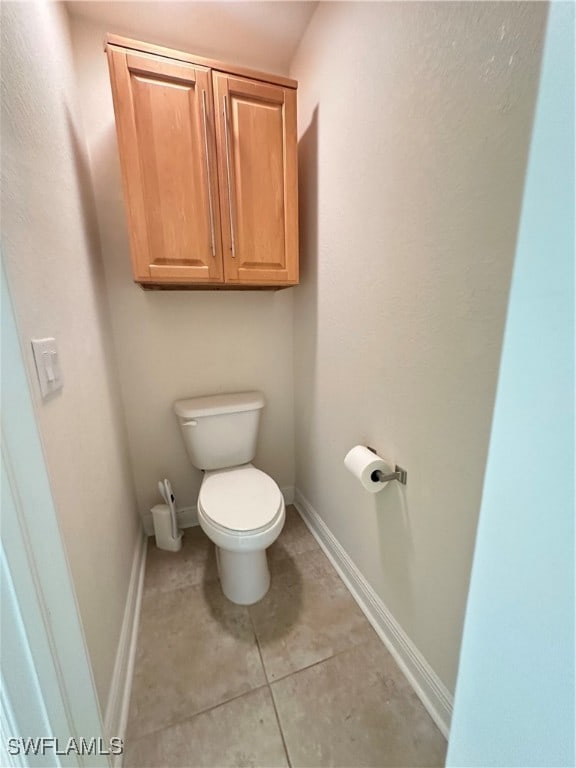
[199,466,283,532]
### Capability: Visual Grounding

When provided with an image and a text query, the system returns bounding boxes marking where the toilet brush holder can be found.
[151,503,182,552]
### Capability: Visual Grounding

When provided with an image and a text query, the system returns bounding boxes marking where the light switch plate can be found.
[31,338,63,398]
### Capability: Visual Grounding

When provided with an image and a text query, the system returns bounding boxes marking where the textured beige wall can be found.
[69,16,296,526]
[1,1,141,709]
[290,1,546,692]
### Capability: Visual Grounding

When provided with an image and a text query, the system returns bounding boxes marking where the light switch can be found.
[31,338,63,398]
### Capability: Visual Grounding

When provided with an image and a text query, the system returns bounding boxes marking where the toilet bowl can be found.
[197,465,285,604]
[174,391,285,605]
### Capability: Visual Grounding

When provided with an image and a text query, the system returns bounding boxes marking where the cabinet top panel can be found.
[105,33,298,90]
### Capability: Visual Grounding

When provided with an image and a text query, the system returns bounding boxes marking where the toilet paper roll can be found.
[344,445,394,493]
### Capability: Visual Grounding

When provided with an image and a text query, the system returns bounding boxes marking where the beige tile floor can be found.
[125,506,447,768]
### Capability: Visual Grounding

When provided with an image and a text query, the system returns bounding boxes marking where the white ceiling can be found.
[66,1,318,75]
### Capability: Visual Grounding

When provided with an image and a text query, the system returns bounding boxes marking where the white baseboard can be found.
[177,505,198,528]
[141,505,198,536]
[142,487,294,535]
[281,485,295,505]
[141,482,294,535]
[104,532,147,764]
[294,489,453,739]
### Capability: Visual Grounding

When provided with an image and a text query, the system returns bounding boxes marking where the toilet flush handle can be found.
[182,419,198,427]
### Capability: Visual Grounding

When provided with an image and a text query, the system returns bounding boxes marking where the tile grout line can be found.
[248,607,293,768]
[266,631,378,687]
[267,684,294,768]
[127,682,272,745]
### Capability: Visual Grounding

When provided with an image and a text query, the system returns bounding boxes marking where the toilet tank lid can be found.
[174,391,265,419]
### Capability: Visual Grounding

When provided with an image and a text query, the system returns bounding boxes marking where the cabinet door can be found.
[107,47,223,283]
[213,74,298,285]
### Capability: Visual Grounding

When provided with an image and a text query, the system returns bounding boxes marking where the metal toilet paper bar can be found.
[366,447,407,485]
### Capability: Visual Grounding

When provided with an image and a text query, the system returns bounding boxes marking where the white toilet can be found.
[174,391,285,605]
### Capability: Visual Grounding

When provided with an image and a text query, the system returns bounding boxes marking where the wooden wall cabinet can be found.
[105,36,298,289]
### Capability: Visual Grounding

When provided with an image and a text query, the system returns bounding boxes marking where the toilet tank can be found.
[174,391,265,471]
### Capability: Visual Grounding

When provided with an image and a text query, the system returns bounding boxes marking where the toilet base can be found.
[216,546,270,605]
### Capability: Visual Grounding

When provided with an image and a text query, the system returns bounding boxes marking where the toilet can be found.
[174,391,285,605]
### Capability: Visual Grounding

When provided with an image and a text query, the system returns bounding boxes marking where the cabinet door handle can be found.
[201,89,216,258]
[223,94,236,259]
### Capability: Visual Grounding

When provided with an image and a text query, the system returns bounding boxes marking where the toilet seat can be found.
[198,465,283,533]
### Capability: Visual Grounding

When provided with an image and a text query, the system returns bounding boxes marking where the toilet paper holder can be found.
[366,447,408,485]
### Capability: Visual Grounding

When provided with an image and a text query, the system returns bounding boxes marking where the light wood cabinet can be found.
[105,36,298,289]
